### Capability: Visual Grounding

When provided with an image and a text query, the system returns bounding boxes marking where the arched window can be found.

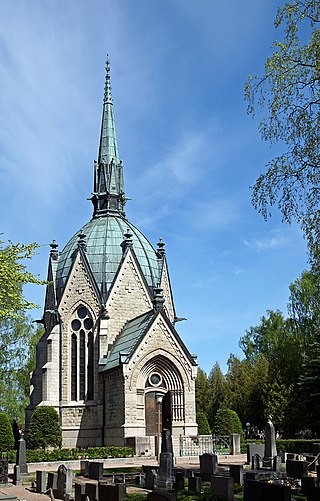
[70,306,94,401]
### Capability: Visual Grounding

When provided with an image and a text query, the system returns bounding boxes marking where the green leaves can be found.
[0,240,45,321]
[245,0,320,263]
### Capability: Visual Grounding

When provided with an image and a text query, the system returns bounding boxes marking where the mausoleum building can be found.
[26,59,198,455]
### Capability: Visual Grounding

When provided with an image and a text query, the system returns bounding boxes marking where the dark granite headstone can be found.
[174,471,185,491]
[36,470,47,493]
[199,453,218,481]
[147,492,176,501]
[211,476,234,501]
[263,417,277,463]
[301,476,319,496]
[99,483,126,501]
[0,459,8,484]
[13,465,21,486]
[85,482,98,501]
[156,452,173,490]
[244,479,291,501]
[47,472,58,491]
[80,461,90,477]
[247,443,264,464]
[229,464,244,484]
[75,482,86,501]
[251,453,262,470]
[306,486,320,501]
[188,476,201,493]
[286,459,308,478]
[273,454,283,473]
[144,468,158,490]
[89,462,104,481]
[16,437,28,475]
[161,429,173,454]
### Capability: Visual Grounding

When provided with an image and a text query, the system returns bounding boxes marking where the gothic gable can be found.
[106,248,153,345]
[159,258,175,323]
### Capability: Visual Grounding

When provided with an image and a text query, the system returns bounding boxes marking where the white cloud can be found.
[243,232,287,251]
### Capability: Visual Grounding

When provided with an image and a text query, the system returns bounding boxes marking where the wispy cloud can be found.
[243,232,287,251]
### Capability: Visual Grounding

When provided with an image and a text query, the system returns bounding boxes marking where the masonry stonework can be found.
[26,60,198,454]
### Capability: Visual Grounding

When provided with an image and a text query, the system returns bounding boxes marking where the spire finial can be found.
[92,57,126,217]
[50,239,59,260]
[157,237,165,258]
[104,55,113,105]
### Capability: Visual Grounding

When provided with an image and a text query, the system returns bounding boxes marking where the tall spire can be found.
[92,56,126,217]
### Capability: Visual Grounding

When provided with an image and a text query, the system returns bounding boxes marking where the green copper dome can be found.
[55,215,161,301]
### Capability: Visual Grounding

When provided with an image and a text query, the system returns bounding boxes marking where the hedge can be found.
[241,439,316,454]
[25,446,134,463]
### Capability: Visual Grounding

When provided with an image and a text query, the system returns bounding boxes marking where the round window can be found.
[78,307,88,319]
[84,318,93,330]
[71,319,81,331]
[149,373,162,387]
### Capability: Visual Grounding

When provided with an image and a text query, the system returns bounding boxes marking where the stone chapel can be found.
[26,59,198,455]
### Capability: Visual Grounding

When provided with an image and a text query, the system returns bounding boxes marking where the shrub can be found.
[0,412,14,451]
[197,411,211,435]
[25,446,133,463]
[212,407,243,437]
[28,406,62,450]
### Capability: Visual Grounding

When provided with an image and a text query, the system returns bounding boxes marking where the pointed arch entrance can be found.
[141,355,184,439]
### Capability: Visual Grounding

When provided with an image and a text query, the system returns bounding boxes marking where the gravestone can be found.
[306,486,320,501]
[155,452,173,490]
[263,417,277,466]
[247,443,264,464]
[147,492,176,501]
[47,472,58,491]
[85,482,98,501]
[143,467,158,490]
[188,476,201,493]
[0,459,8,484]
[301,476,319,496]
[80,461,90,477]
[286,459,308,478]
[161,429,173,454]
[199,453,218,481]
[99,483,126,501]
[13,465,21,486]
[211,476,234,501]
[88,462,104,481]
[75,482,86,501]
[36,470,47,493]
[229,464,243,484]
[273,454,283,473]
[54,465,73,499]
[229,434,241,455]
[174,471,185,491]
[16,437,28,475]
[251,454,262,470]
[244,479,291,501]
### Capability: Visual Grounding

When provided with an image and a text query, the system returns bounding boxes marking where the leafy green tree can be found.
[0,411,15,451]
[239,310,303,385]
[212,408,243,437]
[288,269,320,343]
[208,362,228,427]
[0,315,43,423]
[245,1,320,263]
[196,411,211,435]
[28,406,62,450]
[225,355,253,425]
[0,240,44,320]
[195,368,211,416]
[299,329,320,435]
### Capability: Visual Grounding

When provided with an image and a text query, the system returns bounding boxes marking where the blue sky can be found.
[0,0,308,374]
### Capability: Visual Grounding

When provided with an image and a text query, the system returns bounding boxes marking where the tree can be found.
[195,368,211,417]
[288,269,320,342]
[0,315,43,423]
[0,240,44,320]
[208,362,228,427]
[212,408,243,437]
[299,329,320,434]
[0,412,14,451]
[27,406,62,449]
[245,1,320,263]
[239,310,303,385]
[196,411,211,435]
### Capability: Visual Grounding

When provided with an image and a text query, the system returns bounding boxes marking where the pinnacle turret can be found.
[92,56,126,217]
